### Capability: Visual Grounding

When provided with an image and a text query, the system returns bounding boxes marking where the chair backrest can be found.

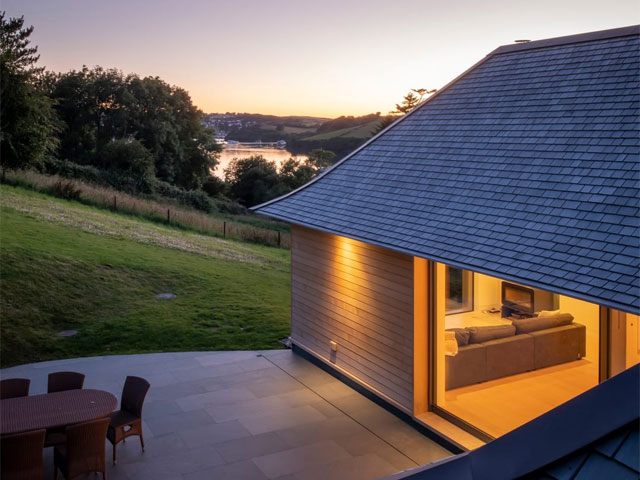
[0,429,45,480]
[0,378,30,400]
[65,417,110,478]
[121,376,150,418]
[47,371,85,393]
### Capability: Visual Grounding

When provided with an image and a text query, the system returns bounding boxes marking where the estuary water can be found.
[214,147,307,178]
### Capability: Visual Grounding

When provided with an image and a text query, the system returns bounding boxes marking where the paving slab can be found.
[252,440,352,478]
[1,350,452,480]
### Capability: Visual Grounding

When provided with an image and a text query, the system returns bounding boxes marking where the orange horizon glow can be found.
[6,0,640,118]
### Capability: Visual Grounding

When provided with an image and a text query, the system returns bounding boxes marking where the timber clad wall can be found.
[290,225,415,411]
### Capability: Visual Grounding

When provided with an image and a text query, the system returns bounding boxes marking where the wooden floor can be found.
[439,358,599,438]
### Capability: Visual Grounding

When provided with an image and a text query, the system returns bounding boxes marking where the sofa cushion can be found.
[447,328,471,346]
[513,313,574,334]
[485,334,535,381]
[530,324,586,369]
[445,343,487,389]
[467,324,516,344]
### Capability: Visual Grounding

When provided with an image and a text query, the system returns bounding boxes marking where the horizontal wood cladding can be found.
[290,225,414,411]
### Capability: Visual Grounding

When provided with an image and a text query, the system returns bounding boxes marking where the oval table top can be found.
[0,389,118,435]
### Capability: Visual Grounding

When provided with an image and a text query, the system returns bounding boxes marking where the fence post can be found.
[278,231,281,247]
[113,195,117,211]
[167,209,170,223]
[223,221,226,238]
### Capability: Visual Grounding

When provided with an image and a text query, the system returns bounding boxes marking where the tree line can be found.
[0,13,326,211]
[1,12,433,211]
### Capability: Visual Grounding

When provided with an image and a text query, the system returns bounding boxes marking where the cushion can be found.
[467,324,516,344]
[447,328,471,346]
[513,313,574,334]
[537,309,561,317]
[444,331,458,356]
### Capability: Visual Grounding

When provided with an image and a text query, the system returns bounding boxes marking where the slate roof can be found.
[383,364,640,480]
[253,26,640,314]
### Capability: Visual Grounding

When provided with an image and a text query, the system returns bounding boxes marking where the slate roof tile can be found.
[614,428,639,472]
[255,28,639,313]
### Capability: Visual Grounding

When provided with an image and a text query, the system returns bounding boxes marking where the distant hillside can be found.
[205,112,387,160]
[303,119,381,141]
[203,113,329,139]
[314,113,381,134]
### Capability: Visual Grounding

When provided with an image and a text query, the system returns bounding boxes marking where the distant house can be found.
[253,26,640,446]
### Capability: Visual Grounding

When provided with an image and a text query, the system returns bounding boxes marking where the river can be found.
[214,146,307,178]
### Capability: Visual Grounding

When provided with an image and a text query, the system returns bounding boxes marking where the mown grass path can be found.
[0,185,290,367]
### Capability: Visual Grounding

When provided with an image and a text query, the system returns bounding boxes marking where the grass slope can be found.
[303,120,380,141]
[0,185,290,367]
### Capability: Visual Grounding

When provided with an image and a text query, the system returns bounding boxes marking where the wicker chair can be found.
[54,417,110,480]
[0,429,45,480]
[45,371,86,448]
[0,378,30,399]
[106,376,150,465]
[48,371,86,393]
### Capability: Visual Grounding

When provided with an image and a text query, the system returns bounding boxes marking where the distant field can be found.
[0,185,290,367]
[255,124,316,135]
[303,120,380,141]
[282,125,317,134]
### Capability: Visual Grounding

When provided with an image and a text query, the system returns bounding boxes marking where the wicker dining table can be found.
[0,389,118,435]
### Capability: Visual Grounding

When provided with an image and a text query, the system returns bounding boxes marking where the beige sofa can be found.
[445,313,586,390]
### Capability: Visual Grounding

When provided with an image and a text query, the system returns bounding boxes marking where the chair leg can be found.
[112,442,117,465]
[140,432,145,452]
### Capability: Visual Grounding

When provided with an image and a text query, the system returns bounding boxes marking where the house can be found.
[253,25,640,447]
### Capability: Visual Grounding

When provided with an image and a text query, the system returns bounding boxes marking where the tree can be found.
[97,139,154,192]
[0,12,58,175]
[373,88,437,135]
[47,67,221,190]
[371,115,396,135]
[306,149,336,169]
[224,155,283,206]
[391,88,436,115]
[279,158,317,190]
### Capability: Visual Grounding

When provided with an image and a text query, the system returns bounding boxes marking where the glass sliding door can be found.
[432,262,601,438]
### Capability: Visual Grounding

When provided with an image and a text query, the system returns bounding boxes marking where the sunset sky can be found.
[5,0,640,118]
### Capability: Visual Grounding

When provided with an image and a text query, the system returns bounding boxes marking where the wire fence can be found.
[3,170,291,249]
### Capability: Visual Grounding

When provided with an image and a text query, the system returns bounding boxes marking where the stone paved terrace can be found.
[1,350,452,480]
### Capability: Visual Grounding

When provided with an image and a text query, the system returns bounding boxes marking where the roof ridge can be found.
[491,24,639,56]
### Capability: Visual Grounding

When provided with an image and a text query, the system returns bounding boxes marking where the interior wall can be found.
[474,273,502,311]
[558,295,599,361]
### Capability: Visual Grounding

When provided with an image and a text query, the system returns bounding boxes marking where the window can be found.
[445,266,473,314]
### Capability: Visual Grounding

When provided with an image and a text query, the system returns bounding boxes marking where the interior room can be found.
[433,263,605,438]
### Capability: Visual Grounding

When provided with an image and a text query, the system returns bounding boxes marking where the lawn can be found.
[0,185,291,367]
